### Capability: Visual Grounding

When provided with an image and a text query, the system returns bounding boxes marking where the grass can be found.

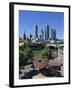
[60,46,64,51]
[32,48,58,60]
[32,50,43,60]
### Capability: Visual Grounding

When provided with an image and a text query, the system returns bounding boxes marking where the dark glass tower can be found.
[23,31,26,40]
[51,29,56,40]
[34,25,38,38]
[41,29,44,40]
[45,25,49,40]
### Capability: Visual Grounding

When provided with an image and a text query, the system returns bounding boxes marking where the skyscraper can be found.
[23,31,26,40]
[34,25,38,38]
[45,25,49,40]
[41,29,44,40]
[45,28,47,40]
[51,29,56,40]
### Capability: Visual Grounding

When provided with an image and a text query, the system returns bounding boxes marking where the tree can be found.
[19,43,26,51]
[19,46,34,68]
[47,49,53,59]
[24,47,34,60]
[19,51,27,68]
[41,47,52,59]
[19,37,23,43]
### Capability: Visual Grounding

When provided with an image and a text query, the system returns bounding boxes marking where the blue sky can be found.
[19,10,64,39]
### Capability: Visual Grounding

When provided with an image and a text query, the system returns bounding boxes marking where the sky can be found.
[19,10,64,39]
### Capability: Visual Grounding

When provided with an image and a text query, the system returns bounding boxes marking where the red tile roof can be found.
[33,58,63,69]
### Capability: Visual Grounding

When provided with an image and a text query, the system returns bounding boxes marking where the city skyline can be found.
[19,10,64,39]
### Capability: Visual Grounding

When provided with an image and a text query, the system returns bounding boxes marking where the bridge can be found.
[46,44,64,48]
[46,44,64,57]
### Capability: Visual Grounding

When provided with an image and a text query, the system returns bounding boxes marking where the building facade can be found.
[34,25,38,38]
[51,29,56,40]
[41,29,44,40]
[45,25,49,41]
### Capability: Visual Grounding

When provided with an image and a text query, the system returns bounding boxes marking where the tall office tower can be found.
[45,25,49,40]
[41,29,44,40]
[30,34,32,39]
[34,25,38,38]
[23,31,26,40]
[51,29,56,40]
[45,29,47,40]
[39,35,42,39]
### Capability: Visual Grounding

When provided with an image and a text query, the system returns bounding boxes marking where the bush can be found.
[27,43,45,50]
[24,47,34,60]
[41,47,52,59]
[19,51,27,68]
[19,43,26,51]
[19,46,34,68]
[48,49,53,59]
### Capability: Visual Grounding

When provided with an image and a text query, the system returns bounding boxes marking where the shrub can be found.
[19,51,27,68]
[41,47,52,59]
[19,43,26,51]
[27,43,45,50]
[24,47,34,60]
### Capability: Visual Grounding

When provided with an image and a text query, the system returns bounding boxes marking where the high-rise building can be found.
[23,31,26,40]
[45,28,47,40]
[51,29,56,40]
[30,34,32,39]
[34,25,38,38]
[41,29,44,40]
[45,25,49,40]
[39,35,42,39]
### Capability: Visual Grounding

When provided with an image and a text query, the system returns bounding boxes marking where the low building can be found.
[32,59,63,71]
[49,40,55,44]
[19,42,24,47]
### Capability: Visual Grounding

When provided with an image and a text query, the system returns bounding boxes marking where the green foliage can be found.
[59,46,64,51]
[19,45,24,51]
[19,43,26,51]
[19,37,23,43]
[27,43,45,50]
[19,46,34,68]
[48,49,53,59]
[24,47,34,59]
[57,40,64,44]
[41,47,52,59]
[19,51,27,67]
